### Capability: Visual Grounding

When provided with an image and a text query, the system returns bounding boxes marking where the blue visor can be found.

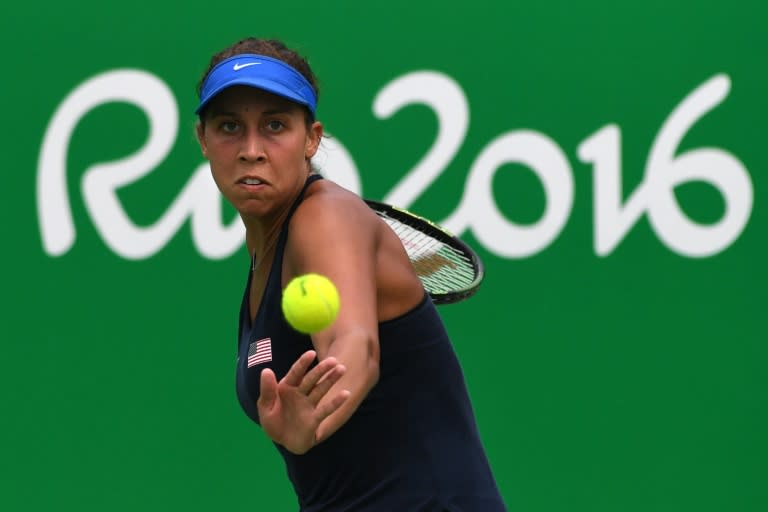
[196,54,317,115]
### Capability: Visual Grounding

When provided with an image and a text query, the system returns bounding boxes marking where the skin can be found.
[197,85,424,454]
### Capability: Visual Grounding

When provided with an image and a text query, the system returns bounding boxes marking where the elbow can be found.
[364,335,381,392]
[366,354,380,391]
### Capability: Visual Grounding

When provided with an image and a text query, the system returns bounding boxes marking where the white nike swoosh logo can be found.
[233,62,260,71]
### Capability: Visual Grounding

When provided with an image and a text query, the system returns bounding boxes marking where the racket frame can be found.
[364,199,484,304]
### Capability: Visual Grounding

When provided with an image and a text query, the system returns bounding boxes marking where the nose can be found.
[239,130,266,163]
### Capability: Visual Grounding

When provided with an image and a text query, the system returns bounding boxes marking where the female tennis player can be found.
[195,37,506,511]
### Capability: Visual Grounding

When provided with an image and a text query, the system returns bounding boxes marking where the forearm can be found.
[314,331,380,444]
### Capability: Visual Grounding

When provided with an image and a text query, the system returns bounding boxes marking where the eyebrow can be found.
[208,106,297,118]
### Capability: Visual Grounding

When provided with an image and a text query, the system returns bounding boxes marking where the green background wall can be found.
[2,1,766,510]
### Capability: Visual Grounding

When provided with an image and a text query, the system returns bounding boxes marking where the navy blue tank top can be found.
[236,175,506,511]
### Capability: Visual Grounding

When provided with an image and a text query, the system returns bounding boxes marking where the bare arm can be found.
[283,189,382,445]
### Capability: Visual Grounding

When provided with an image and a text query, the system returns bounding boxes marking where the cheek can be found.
[208,165,225,192]
[207,159,233,191]
[206,144,236,172]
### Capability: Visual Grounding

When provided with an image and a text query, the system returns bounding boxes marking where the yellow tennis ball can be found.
[282,273,340,334]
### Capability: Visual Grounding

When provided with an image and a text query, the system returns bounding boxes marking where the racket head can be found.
[364,199,484,304]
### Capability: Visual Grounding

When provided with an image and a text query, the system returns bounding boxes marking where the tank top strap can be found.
[265,173,324,292]
[283,173,323,234]
[274,173,323,250]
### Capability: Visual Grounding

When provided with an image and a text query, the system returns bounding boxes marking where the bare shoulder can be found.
[290,179,378,235]
[286,176,424,319]
[283,178,382,275]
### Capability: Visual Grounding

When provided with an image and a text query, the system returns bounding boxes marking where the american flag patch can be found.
[247,338,272,367]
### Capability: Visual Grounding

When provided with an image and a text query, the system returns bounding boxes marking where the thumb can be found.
[257,368,279,411]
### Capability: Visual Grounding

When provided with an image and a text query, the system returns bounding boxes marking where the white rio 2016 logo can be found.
[37,70,753,260]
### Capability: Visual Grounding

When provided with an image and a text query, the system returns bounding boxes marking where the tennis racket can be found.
[365,199,484,305]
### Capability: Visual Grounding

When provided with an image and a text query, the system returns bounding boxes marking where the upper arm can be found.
[282,191,380,359]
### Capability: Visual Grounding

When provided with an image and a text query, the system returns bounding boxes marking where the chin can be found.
[236,200,272,220]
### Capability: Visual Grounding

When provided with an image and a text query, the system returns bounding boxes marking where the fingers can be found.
[257,368,278,411]
[282,350,345,394]
[307,363,347,403]
[281,350,318,387]
[280,350,349,409]
[299,356,344,395]
[315,389,351,423]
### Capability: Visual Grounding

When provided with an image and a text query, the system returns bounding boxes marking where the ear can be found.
[305,121,324,159]
[195,122,209,158]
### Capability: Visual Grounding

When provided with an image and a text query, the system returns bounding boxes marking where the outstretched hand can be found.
[257,350,350,454]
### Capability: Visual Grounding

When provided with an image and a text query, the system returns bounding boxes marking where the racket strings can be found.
[378,214,477,294]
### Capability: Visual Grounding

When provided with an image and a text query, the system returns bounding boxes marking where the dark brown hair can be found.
[197,37,320,124]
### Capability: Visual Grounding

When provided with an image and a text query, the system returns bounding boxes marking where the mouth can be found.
[238,176,266,186]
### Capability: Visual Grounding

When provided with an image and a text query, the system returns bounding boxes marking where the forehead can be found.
[206,86,303,115]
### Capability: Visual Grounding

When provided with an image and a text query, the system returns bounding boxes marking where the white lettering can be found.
[38,70,243,259]
[38,70,753,260]
[446,131,573,258]
[578,74,753,257]
[373,71,468,208]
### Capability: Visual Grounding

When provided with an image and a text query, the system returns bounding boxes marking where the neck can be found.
[245,217,282,261]
[243,171,315,262]
[243,192,296,270]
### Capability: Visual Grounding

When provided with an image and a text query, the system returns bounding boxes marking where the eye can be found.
[266,119,285,132]
[220,121,239,133]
